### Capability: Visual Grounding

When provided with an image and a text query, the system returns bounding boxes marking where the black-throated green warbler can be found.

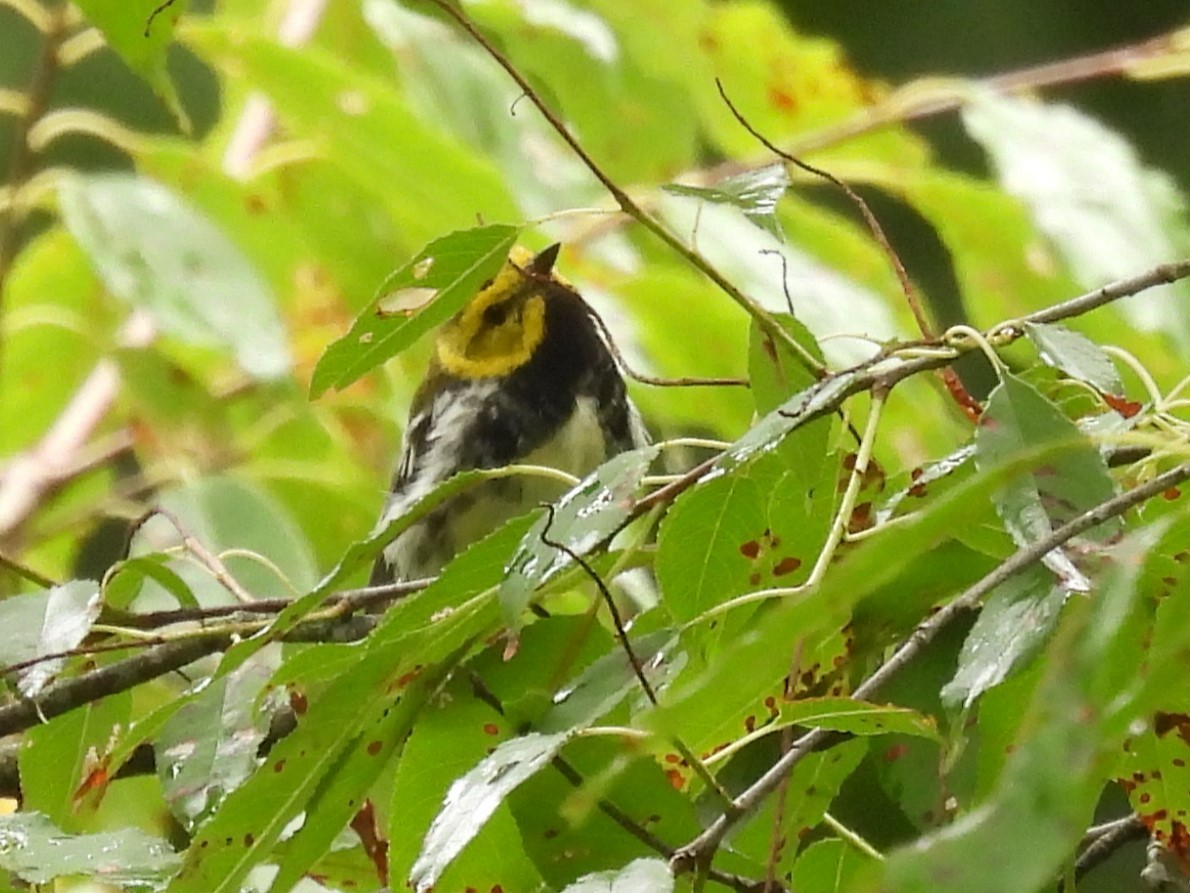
[370,243,649,585]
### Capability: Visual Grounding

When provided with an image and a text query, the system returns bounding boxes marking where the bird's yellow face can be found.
[434,246,553,379]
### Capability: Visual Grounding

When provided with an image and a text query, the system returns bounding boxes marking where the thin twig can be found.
[146,508,256,604]
[0,550,56,588]
[670,459,1190,874]
[538,503,740,815]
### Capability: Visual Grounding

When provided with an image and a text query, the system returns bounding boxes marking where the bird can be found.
[369,243,649,587]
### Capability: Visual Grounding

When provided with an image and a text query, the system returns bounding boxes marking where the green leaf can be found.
[727,738,869,880]
[963,92,1190,349]
[165,598,495,893]
[19,689,132,828]
[768,697,941,741]
[941,565,1068,709]
[311,224,519,395]
[0,580,100,697]
[58,174,289,380]
[266,647,468,893]
[104,555,198,611]
[0,811,179,887]
[975,372,1119,589]
[879,531,1156,892]
[793,838,875,893]
[557,858,674,893]
[664,165,791,240]
[1024,321,1127,398]
[155,655,275,830]
[747,311,825,415]
[411,731,572,891]
[499,445,660,626]
[72,0,190,129]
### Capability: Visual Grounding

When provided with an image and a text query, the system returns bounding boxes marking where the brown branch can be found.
[0,611,376,739]
[670,459,1190,874]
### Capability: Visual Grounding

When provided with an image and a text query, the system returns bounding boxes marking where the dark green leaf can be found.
[310,225,519,395]
[58,174,290,380]
[975,372,1118,589]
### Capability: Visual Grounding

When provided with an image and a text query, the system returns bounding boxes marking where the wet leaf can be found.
[0,580,101,698]
[59,174,290,380]
[975,372,1119,590]
[942,565,1068,708]
[0,811,179,886]
[155,654,276,830]
[311,225,518,396]
[1024,321,1126,398]
[557,857,673,893]
[410,731,572,891]
[500,445,660,626]
[664,165,791,239]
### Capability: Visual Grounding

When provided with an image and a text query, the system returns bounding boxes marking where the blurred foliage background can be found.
[1,1,1189,892]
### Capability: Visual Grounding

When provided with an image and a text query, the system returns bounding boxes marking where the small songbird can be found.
[370,243,649,586]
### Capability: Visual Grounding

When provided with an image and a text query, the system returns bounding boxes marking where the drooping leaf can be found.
[0,811,179,887]
[155,654,277,830]
[410,731,572,891]
[58,174,290,380]
[664,165,791,240]
[0,581,101,697]
[310,225,519,395]
[941,565,1069,709]
[975,372,1119,590]
[499,445,660,626]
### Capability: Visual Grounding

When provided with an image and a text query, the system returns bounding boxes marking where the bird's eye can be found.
[483,303,509,327]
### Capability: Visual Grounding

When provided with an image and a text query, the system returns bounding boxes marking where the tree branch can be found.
[670,459,1190,874]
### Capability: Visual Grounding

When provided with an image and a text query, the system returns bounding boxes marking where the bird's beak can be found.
[529,243,561,276]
